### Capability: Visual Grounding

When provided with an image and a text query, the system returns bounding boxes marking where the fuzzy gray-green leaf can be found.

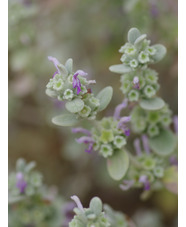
[52,114,78,126]
[89,197,102,216]
[107,149,129,180]
[149,129,177,156]
[109,64,132,74]
[128,28,141,44]
[134,34,147,46]
[58,63,68,77]
[140,97,165,111]
[96,86,113,112]
[65,98,84,113]
[151,44,167,63]
[45,89,57,98]
[65,58,73,74]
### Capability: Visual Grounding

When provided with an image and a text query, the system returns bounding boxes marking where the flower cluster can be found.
[46,57,102,120]
[9,158,43,197]
[72,114,130,158]
[120,69,160,101]
[69,196,132,227]
[8,159,67,227]
[131,104,172,137]
[120,134,178,194]
[92,116,130,158]
[119,28,161,69]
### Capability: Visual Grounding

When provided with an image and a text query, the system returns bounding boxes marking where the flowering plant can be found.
[46,28,178,195]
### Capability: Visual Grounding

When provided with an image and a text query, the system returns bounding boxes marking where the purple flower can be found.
[141,134,150,155]
[119,180,134,191]
[169,156,178,166]
[118,116,131,136]
[133,76,140,90]
[16,172,27,194]
[124,128,130,137]
[76,136,94,153]
[73,70,88,95]
[133,138,142,156]
[150,3,159,18]
[139,175,150,191]
[114,99,128,119]
[62,202,76,227]
[173,115,178,135]
[71,195,84,212]
[72,127,91,136]
[85,143,94,154]
[48,56,61,77]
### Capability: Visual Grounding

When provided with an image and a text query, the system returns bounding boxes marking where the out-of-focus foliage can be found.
[9,0,177,226]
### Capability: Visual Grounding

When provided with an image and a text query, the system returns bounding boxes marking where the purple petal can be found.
[118,116,131,129]
[119,180,134,191]
[114,99,128,119]
[52,71,58,78]
[141,134,150,155]
[72,128,91,136]
[71,195,84,212]
[62,202,76,226]
[48,56,60,74]
[139,175,150,191]
[169,156,178,166]
[73,73,82,94]
[133,138,142,156]
[85,143,93,153]
[124,128,130,137]
[133,76,140,89]
[75,70,88,76]
[16,172,27,194]
[76,136,94,144]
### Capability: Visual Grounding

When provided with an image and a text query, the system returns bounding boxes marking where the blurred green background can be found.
[8,0,177,226]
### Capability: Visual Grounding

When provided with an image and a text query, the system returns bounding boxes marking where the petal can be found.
[76,70,88,76]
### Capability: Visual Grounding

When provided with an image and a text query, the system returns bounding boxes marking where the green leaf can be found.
[65,98,84,113]
[45,89,57,98]
[65,58,73,74]
[25,161,36,173]
[52,114,78,126]
[151,44,167,63]
[89,197,102,215]
[58,63,68,77]
[109,64,132,74]
[149,129,177,156]
[96,86,113,112]
[127,28,141,44]
[140,97,165,110]
[107,149,129,180]
[134,34,147,46]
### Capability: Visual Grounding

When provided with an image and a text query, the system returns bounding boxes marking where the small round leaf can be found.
[52,114,78,126]
[151,44,167,63]
[127,28,141,44]
[134,34,147,46]
[45,89,57,98]
[107,149,129,181]
[89,197,102,215]
[65,98,84,113]
[96,86,113,112]
[149,129,177,156]
[140,97,165,111]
